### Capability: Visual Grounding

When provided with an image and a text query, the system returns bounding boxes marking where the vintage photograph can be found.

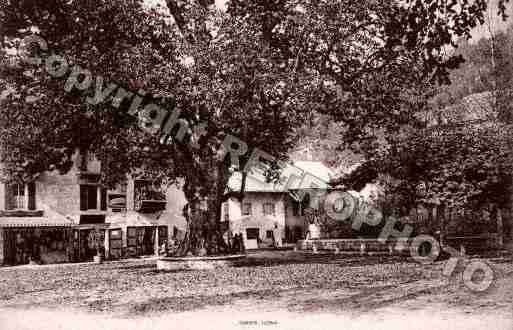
[0,0,512,329]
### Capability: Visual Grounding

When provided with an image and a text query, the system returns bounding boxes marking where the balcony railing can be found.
[134,188,166,213]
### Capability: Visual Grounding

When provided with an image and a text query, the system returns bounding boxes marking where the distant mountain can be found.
[424,91,497,127]
[289,114,362,177]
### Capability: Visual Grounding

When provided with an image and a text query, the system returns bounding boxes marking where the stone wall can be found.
[297,238,411,254]
[37,168,80,220]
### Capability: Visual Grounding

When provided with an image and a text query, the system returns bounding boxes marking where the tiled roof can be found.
[228,161,333,193]
[294,161,334,183]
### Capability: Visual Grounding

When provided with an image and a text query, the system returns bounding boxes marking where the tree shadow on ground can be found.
[115,263,156,271]
[234,252,412,268]
[122,288,284,316]
[288,284,443,314]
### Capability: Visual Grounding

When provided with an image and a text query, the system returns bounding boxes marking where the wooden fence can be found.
[401,205,511,252]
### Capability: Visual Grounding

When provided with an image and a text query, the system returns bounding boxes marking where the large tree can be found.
[340,10,513,218]
[0,0,310,255]
[1,0,510,255]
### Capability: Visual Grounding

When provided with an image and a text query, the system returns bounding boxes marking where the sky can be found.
[470,0,513,42]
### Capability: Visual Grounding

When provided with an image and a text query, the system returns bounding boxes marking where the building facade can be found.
[222,161,334,249]
[0,151,174,265]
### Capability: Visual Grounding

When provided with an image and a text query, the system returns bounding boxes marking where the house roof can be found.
[293,161,334,183]
[228,161,333,193]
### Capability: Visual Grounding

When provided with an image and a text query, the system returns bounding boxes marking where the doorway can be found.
[245,228,259,249]
[126,226,156,257]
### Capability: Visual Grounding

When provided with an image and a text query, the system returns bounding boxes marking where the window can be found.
[266,230,274,239]
[79,186,106,211]
[263,202,275,216]
[242,202,252,216]
[80,185,99,210]
[12,184,25,209]
[223,203,229,221]
[5,183,36,210]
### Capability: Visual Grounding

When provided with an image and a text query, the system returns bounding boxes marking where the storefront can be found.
[0,214,169,265]
[0,215,118,265]
[106,211,168,258]
[70,224,111,262]
[0,218,75,265]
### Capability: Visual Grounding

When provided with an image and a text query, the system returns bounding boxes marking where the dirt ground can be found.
[0,251,512,330]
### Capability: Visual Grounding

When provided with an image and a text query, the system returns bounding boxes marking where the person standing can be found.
[273,223,282,248]
[306,220,320,240]
[232,233,240,253]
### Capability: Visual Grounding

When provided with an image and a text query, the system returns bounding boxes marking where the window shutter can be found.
[4,184,13,210]
[101,188,107,211]
[28,182,36,210]
[223,203,229,221]
[80,185,88,211]
[5,184,16,210]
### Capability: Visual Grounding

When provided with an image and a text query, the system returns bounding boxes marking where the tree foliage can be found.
[342,123,513,213]
[1,0,510,253]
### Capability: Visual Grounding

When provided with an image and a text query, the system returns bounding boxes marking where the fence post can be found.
[497,208,503,248]
[155,227,160,257]
[432,206,437,234]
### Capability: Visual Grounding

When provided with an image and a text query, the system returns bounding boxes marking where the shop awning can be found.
[0,216,74,228]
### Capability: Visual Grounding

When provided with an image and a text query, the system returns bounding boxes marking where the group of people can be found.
[157,231,245,256]
[226,232,245,253]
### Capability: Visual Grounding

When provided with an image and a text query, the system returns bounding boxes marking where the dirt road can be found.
[1,252,512,330]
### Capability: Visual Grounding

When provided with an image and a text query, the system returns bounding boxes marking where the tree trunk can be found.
[174,163,232,257]
[439,205,445,248]
[497,207,504,248]
[174,197,227,257]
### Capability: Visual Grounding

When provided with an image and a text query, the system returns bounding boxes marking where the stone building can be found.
[0,151,177,265]
[222,161,334,249]
[0,151,108,265]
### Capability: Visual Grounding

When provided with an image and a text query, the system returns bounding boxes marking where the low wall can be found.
[297,235,501,255]
[297,238,411,254]
[157,254,246,271]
